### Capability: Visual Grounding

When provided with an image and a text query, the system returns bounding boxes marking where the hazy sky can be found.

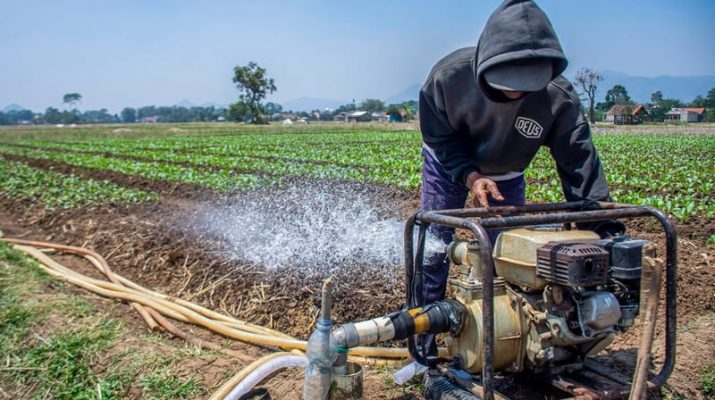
[2,0,714,112]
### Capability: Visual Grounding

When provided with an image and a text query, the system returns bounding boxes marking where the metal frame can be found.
[404,201,677,400]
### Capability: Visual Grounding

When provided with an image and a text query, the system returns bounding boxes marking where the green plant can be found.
[3,128,714,220]
[659,385,684,400]
[0,157,157,209]
[140,370,204,400]
[702,366,715,398]
[0,242,128,399]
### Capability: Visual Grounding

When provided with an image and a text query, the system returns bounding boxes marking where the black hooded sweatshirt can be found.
[419,0,610,203]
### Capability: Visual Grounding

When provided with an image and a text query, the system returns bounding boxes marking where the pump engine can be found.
[446,227,653,375]
[327,202,676,400]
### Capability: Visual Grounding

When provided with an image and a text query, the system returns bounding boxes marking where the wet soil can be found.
[0,173,713,399]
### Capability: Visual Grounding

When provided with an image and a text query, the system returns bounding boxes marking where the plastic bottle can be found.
[303,318,336,400]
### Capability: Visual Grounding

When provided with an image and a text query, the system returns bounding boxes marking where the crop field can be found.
[0,124,712,218]
[0,122,714,399]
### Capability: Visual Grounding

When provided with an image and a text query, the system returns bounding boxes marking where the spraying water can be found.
[191,182,444,272]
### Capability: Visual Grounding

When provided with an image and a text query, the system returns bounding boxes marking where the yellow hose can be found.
[2,239,414,359]
[2,237,441,399]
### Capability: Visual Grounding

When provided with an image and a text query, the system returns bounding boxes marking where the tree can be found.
[386,104,402,120]
[650,90,663,105]
[265,102,283,115]
[603,84,631,109]
[690,95,707,108]
[649,96,683,122]
[231,61,276,124]
[137,106,157,121]
[120,107,137,123]
[401,101,416,121]
[44,107,62,124]
[574,68,602,124]
[82,109,115,124]
[0,109,34,125]
[62,93,82,110]
[334,103,357,114]
[688,88,715,108]
[359,99,384,113]
[228,102,252,123]
[690,88,715,122]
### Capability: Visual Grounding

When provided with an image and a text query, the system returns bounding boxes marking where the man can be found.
[418,0,623,344]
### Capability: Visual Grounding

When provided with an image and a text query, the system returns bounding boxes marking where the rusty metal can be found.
[549,370,628,399]
[435,364,510,400]
[629,256,663,400]
[329,362,363,399]
[404,202,677,400]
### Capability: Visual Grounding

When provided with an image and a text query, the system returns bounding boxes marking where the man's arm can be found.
[546,104,625,236]
[547,119,609,202]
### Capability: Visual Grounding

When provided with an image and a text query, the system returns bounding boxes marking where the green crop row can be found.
[10,133,424,187]
[525,136,715,220]
[7,129,715,220]
[0,157,157,209]
[21,130,421,170]
[0,146,269,192]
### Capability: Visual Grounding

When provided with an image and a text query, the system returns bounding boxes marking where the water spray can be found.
[190,183,444,272]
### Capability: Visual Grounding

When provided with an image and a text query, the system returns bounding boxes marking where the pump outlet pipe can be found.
[303,279,336,400]
[331,300,465,362]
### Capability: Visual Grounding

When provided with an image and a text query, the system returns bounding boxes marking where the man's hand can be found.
[466,171,504,208]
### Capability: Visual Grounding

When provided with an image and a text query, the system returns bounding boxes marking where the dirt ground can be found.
[0,163,713,399]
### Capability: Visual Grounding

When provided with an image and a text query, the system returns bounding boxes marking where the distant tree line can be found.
[574,67,715,123]
[0,105,229,126]
[4,66,713,126]
[265,99,419,123]
[0,99,421,126]
[592,85,715,123]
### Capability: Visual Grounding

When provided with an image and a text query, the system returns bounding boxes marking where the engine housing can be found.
[446,228,650,374]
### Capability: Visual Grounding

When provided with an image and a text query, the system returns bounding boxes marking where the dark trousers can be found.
[417,148,525,357]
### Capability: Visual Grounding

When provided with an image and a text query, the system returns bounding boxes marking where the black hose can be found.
[424,370,481,400]
[407,217,430,366]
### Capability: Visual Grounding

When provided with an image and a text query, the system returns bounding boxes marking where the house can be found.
[347,111,371,122]
[605,104,648,125]
[388,113,403,123]
[371,112,388,122]
[141,116,159,123]
[319,111,333,121]
[312,109,333,121]
[665,107,706,123]
[387,106,410,122]
[278,113,298,121]
[333,112,349,122]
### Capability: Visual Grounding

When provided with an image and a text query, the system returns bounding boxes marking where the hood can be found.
[474,0,567,99]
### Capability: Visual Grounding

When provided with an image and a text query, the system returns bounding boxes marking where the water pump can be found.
[328,201,676,400]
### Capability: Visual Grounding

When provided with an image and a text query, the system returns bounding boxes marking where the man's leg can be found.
[419,148,468,306]
[418,148,468,358]
[420,169,526,300]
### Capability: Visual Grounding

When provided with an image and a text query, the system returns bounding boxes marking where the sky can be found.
[1,0,714,113]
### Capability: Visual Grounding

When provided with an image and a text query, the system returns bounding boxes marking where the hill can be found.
[3,104,26,113]
[594,71,715,103]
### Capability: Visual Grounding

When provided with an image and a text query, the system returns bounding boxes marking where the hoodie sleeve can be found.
[546,100,625,238]
[420,79,479,186]
[545,102,610,202]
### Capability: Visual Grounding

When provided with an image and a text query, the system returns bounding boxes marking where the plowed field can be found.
[1,122,713,399]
